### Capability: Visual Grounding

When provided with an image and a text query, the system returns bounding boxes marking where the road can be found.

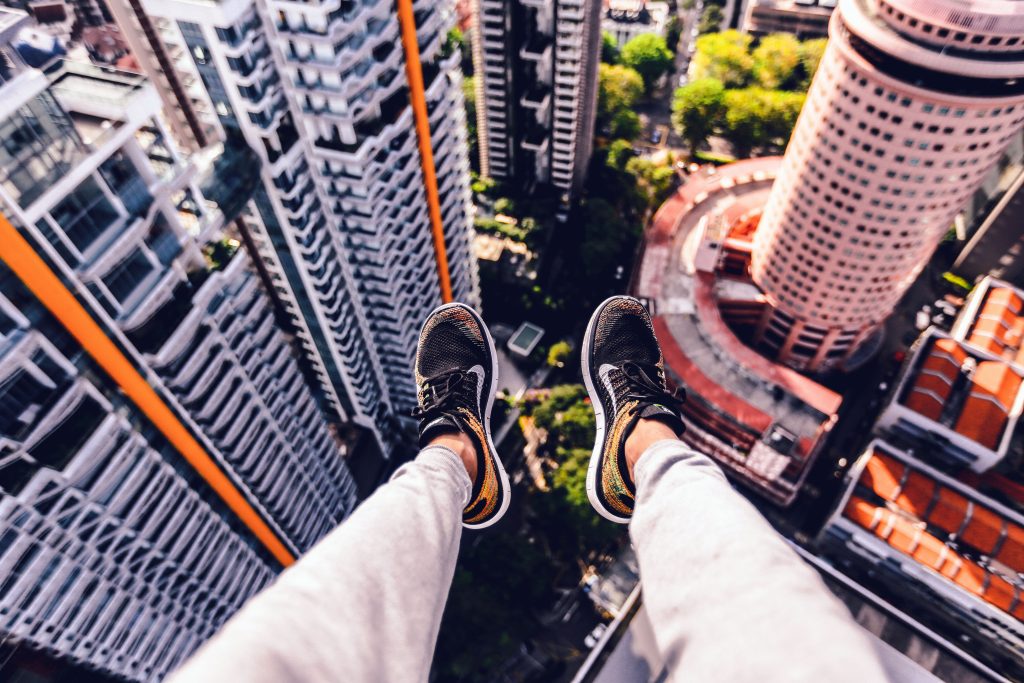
[635,1,702,152]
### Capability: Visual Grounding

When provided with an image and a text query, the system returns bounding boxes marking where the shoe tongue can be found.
[419,415,461,448]
[637,403,686,437]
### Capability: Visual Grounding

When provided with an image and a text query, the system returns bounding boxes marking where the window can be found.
[102,250,154,304]
[50,176,120,252]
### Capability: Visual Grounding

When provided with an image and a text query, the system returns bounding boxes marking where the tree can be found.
[581,198,636,279]
[531,384,590,432]
[763,89,805,144]
[691,30,753,87]
[697,4,723,34]
[720,88,806,156]
[626,157,676,209]
[752,33,801,90]
[547,341,572,368]
[494,197,515,215]
[800,37,828,85]
[598,63,644,122]
[611,109,642,139]
[671,78,726,154]
[665,15,683,53]
[620,34,674,93]
[601,31,620,64]
[606,138,635,171]
[471,173,496,196]
[722,88,767,158]
[463,76,478,169]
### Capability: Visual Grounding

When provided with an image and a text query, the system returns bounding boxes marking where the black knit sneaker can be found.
[412,303,510,529]
[582,296,686,523]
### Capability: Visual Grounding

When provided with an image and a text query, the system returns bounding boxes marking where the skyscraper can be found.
[473,0,602,218]
[0,7,358,678]
[750,0,1024,371]
[118,0,480,460]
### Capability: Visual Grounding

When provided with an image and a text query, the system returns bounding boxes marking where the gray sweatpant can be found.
[169,440,886,682]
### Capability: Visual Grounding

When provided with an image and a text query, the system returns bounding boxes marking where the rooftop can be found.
[898,333,1022,452]
[821,441,1024,672]
[955,276,1024,369]
[635,158,840,506]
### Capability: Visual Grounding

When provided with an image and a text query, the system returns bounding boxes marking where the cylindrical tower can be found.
[750,0,1024,372]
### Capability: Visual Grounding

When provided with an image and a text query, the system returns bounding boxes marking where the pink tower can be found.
[750,0,1024,372]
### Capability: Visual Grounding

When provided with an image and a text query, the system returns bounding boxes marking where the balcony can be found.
[520,84,551,110]
[521,127,550,152]
[519,32,552,61]
[45,61,156,133]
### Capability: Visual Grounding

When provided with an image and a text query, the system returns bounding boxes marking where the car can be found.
[584,623,608,649]
[650,129,663,145]
[678,73,689,87]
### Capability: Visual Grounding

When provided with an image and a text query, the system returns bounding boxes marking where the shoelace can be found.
[620,361,686,417]
[410,370,472,421]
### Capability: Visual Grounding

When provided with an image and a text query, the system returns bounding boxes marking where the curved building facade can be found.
[751,0,1024,371]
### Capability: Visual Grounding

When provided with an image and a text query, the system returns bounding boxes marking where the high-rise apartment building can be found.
[119,0,480,459]
[473,0,602,218]
[750,0,1024,372]
[0,7,359,679]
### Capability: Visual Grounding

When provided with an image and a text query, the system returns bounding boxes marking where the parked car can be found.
[650,129,663,145]
[678,73,689,87]
[584,623,608,649]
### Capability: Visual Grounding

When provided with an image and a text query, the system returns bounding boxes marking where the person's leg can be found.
[169,436,473,683]
[580,297,884,682]
[627,421,887,682]
[170,302,512,682]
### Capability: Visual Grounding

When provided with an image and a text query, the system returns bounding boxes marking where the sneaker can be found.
[412,302,510,529]
[581,296,685,523]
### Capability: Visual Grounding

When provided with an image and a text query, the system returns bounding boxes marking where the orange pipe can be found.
[0,212,295,567]
[396,0,454,303]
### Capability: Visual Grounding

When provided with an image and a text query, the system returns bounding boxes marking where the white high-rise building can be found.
[0,7,358,679]
[123,0,480,460]
[473,0,603,217]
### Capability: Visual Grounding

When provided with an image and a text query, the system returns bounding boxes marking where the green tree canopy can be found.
[721,88,805,156]
[671,77,726,154]
[697,4,724,34]
[620,34,674,92]
[547,341,572,368]
[531,384,590,432]
[665,15,682,52]
[581,198,637,279]
[598,63,644,120]
[610,109,642,139]
[626,157,676,209]
[692,30,753,87]
[463,76,478,169]
[606,138,635,171]
[602,31,620,63]
[752,33,801,90]
[800,38,828,85]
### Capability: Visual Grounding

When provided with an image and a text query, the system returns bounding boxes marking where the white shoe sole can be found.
[581,296,636,525]
[422,302,511,530]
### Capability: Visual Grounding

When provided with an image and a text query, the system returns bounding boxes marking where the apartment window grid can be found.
[0,93,86,209]
[757,42,1023,329]
[0,298,276,681]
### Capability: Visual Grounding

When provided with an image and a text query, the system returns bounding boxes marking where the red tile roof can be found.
[954,361,1021,450]
[844,449,1024,621]
[968,285,1024,362]
[903,338,966,421]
